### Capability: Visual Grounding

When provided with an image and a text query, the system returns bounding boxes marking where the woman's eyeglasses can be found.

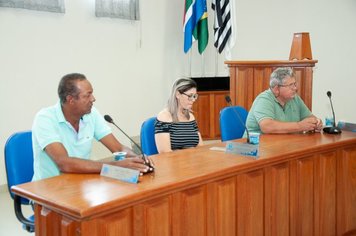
[181,92,199,101]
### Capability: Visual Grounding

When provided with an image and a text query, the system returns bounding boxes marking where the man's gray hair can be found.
[269,67,295,88]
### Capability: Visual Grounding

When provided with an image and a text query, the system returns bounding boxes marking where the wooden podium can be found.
[225,60,318,110]
[12,132,356,236]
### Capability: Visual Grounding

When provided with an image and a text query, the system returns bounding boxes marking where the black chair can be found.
[4,131,35,232]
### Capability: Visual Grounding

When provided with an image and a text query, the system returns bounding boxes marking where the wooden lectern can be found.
[226,32,316,111]
[225,60,318,111]
[289,32,313,60]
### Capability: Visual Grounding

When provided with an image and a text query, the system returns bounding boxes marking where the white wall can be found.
[233,0,356,123]
[1,0,355,186]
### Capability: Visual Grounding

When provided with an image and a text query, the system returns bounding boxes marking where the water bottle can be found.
[325,116,334,127]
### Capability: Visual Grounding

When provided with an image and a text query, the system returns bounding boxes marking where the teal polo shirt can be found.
[32,102,111,181]
[246,89,312,134]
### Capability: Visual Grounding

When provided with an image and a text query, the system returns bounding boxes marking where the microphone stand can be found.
[104,115,155,173]
[323,92,342,134]
[225,96,250,143]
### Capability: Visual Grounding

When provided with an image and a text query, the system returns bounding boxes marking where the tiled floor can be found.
[0,190,34,235]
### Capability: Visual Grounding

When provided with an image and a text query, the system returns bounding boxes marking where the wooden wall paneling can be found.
[293,67,313,110]
[209,94,215,138]
[206,182,218,236]
[39,206,61,236]
[226,60,317,111]
[133,204,144,236]
[137,197,171,236]
[252,67,263,98]
[253,67,271,104]
[293,156,315,236]
[237,170,264,236]
[290,158,297,236]
[34,205,41,235]
[193,93,210,139]
[206,177,237,236]
[264,162,290,236]
[193,91,229,139]
[171,192,182,236]
[304,67,314,110]
[218,177,236,236]
[229,67,237,106]
[61,216,79,236]
[314,151,337,236]
[236,67,253,109]
[337,146,356,235]
[81,218,99,235]
[182,186,206,235]
[246,68,255,111]
[214,92,229,137]
[293,68,304,100]
[92,208,133,236]
[235,67,245,107]
[172,186,207,236]
[252,67,273,111]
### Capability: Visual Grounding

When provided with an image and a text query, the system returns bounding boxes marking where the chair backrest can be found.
[140,117,158,156]
[5,131,34,203]
[219,106,248,142]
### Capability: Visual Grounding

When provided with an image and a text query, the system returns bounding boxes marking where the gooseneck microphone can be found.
[104,115,142,152]
[323,91,342,134]
[104,114,154,172]
[225,95,250,143]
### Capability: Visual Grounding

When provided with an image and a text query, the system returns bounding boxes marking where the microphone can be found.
[104,114,154,172]
[224,95,250,143]
[323,91,342,134]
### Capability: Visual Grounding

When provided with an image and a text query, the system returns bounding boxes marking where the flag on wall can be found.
[212,0,236,59]
[183,0,209,54]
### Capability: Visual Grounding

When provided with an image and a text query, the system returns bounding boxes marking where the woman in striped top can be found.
[155,78,203,153]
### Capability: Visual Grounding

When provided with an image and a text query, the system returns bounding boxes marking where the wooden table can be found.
[12,132,356,236]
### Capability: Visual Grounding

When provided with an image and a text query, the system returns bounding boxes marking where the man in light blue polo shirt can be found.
[246,67,323,134]
[32,73,151,181]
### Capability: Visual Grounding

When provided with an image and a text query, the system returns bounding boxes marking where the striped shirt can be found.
[154,119,200,150]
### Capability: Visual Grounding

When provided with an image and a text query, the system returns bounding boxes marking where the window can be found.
[95,0,139,20]
[0,0,65,13]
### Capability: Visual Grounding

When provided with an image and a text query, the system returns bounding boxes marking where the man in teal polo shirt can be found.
[246,67,323,134]
[32,73,150,181]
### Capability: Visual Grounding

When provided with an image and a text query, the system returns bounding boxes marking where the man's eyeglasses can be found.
[181,92,199,101]
[279,82,297,89]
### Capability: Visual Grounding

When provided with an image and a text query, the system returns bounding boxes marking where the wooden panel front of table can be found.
[12,132,356,236]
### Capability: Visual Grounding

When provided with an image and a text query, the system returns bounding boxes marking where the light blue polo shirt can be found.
[246,89,312,134]
[32,102,111,181]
